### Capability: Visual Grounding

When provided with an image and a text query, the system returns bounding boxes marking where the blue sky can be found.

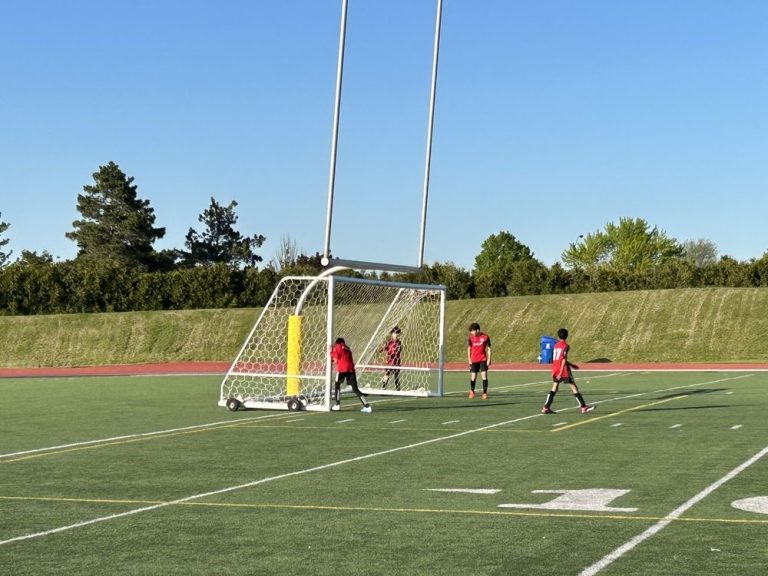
[2,0,767,270]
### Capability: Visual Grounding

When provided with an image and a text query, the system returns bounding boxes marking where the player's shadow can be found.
[637,404,734,412]
[654,388,726,400]
[383,399,518,412]
[585,358,613,363]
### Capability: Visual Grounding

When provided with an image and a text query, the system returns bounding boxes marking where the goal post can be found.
[218,275,446,412]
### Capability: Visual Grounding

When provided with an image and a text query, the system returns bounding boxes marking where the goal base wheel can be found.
[287,397,304,411]
[226,397,241,412]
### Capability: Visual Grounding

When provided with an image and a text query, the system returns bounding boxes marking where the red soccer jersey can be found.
[467,332,491,363]
[385,339,402,365]
[330,342,355,373]
[552,340,571,379]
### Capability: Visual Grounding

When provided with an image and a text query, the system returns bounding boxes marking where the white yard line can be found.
[0,413,291,460]
[579,445,768,576]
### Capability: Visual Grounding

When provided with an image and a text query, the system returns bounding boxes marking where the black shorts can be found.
[385,367,401,376]
[336,372,358,387]
[553,375,575,385]
[469,361,489,374]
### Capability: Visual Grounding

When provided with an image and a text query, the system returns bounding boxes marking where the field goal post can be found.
[218,274,446,412]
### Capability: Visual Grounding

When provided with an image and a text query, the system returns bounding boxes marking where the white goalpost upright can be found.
[218,275,446,412]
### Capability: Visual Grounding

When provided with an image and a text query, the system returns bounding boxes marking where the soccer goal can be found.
[218,275,446,412]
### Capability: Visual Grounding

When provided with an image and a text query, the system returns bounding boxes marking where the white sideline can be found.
[0,413,290,460]
[580,445,768,576]
[0,373,753,547]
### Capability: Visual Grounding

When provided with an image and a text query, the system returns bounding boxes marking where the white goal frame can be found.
[218,275,446,412]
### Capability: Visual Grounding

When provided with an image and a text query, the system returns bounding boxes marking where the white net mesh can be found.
[219,275,445,411]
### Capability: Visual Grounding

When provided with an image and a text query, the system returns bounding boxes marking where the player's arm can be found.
[486,344,491,366]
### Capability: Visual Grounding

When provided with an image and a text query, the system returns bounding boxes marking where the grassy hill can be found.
[1,287,767,368]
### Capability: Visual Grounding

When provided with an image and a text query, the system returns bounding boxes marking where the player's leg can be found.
[569,381,594,413]
[332,374,343,410]
[542,379,560,413]
[480,364,489,399]
[349,372,372,412]
[394,367,401,391]
[469,363,478,398]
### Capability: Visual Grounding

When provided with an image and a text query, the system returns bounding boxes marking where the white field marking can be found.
[579,445,768,576]
[611,423,624,428]
[0,374,755,547]
[726,391,734,395]
[583,373,754,412]
[732,497,768,514]
[553,422,569,427]
[442,420,460,425]
[388,419,407,424]
[670,424,682,429]
[444,372,630,398]
[0,411,545,547]
[731,425,743,430]
[500,489,637,513]
[335,419,355,424]
[423,488,501,495]
[0,412,293,461]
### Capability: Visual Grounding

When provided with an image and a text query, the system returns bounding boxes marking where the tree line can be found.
[2,163,768,315]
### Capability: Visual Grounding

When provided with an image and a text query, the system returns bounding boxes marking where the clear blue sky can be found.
[2,0,767,270]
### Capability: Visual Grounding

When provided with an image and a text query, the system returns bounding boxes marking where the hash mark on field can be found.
[388,419,407,424]
[731,425,743,430]
[442,420,460,425]
[335,419,354,424]
[670,424,682,429]
[726,391,734,395]
[553,422,568,427]
[611,423,624,428]
[283,418,305,422]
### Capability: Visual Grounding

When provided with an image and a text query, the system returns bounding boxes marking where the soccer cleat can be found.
[481,393,488,400]
[468,390,475,399]
[361,405,372,413]
[331,404,341,411]
[580,405,595,413]
[541,406,555,414]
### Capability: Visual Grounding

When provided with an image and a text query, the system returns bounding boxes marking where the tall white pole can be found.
[323,0,350,262]
[418,0,444,268]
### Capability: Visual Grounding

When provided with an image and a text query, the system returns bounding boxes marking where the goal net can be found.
[218,275,446,411]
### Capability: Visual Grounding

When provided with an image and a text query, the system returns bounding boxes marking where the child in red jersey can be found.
[467,322,491,399]
[381,326,402,390]
[330,337,372,413]
[541,328,594,414]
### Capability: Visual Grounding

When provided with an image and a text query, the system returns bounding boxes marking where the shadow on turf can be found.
[379,400,519,412]
[637,404,736,412]
[654,388,727,400]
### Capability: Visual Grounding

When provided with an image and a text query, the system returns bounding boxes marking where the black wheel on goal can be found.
[226,397,241,412]
[287,397,300,411]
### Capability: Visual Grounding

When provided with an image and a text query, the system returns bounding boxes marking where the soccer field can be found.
[1,370,766,575]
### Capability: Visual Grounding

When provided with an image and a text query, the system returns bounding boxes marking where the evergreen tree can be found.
[0,213,11,267]
[66,162,165,269]
[181,197,265,268]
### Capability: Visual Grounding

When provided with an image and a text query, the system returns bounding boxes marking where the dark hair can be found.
[469,322,480,331]
[557,328,569,340]
[335,337,346,345]
[391,326,401,334]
